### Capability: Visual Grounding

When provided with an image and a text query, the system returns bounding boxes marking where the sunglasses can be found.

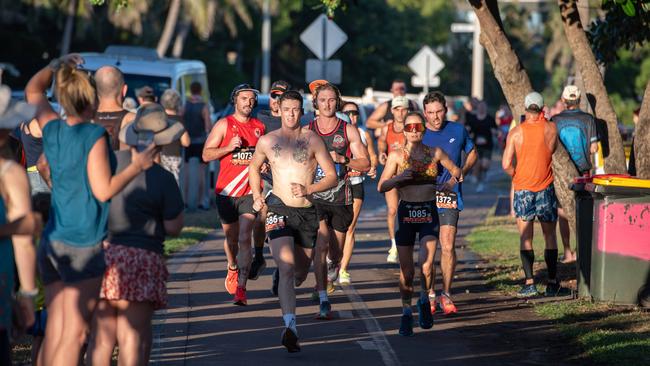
[270,93,282,100]
[403,123,425,133]
[343,110,359,116]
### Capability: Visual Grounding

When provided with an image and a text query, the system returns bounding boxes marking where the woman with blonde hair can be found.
[25,54,157,366]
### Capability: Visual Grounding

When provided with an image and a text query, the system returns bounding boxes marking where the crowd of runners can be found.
[0,52,602,362]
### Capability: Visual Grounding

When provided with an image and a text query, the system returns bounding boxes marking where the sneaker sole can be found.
[281,328,301,353]
[234,300,247,306]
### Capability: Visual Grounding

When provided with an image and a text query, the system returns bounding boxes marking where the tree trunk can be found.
[552,143,580,233]
[60,0,78,56]
[634,80,650,178]
[558,0,627,174]
[156,0,182,58]
[171,20,191,58]
[469,0,533,120]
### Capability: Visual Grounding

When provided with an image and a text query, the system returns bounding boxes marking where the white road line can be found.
[342,282,400,366]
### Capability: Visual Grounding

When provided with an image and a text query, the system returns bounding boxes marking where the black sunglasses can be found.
[343,110,359,116]
[270,93,282,100]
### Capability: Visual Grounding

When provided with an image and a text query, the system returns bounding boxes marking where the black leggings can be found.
[0,329,11,365]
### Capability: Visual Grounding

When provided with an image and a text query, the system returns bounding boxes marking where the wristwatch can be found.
[18,287,39,299]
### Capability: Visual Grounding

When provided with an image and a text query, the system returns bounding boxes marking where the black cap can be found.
[136,86,155,98]
[270,80,291,95]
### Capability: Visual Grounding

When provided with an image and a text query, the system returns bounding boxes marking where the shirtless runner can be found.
[249,91,337,353]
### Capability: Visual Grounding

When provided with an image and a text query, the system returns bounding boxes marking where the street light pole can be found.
[471,16,484,100]
[261,0,271,93]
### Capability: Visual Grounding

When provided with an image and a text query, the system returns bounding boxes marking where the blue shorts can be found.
[513,184,558,222]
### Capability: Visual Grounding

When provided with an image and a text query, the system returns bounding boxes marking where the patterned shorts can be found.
[513,184,558,222]
[100,243,168,310]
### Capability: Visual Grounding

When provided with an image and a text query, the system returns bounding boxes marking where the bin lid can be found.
[592,175,650,189]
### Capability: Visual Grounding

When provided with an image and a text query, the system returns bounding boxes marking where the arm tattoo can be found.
[293,137,309,164]
[272,143,282,158]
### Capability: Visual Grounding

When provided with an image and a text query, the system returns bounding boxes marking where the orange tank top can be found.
[513,118,554,192]
[386,122,405,153]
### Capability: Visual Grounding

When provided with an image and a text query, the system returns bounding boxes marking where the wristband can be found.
[18,288,39,298]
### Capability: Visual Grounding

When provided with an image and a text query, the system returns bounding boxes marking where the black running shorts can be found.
[395,200,439,246]
[315,203,353,233]
[215,194,256,224]
[265,194,318,248]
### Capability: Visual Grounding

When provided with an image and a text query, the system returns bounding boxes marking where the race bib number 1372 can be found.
[435,191,458,209]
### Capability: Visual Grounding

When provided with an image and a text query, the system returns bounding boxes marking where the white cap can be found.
[391,96,409,109]
[524,92,544,110]
[562,85,581,101]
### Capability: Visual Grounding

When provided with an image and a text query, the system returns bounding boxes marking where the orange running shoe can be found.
[233,286,247,306]
[225,266,239,295]
[439,293,457,315]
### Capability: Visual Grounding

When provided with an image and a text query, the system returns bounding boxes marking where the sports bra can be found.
[397,146,438,185]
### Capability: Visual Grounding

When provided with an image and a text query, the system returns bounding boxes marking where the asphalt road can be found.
[150,172,574,366]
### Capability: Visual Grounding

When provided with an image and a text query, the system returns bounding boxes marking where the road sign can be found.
[408,46,444,79]
[306,59,342,84]
[300,14,348,60]
[411,75,440,88]
[451,23,476,33]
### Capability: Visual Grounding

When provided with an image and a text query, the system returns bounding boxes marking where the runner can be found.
[465,100,497,192]
[251,80,290,282]
[248,90,337,353]
[202,83,265,305]
[502,92,566,297]
[377,96,408,263]
[551,85,599,263]
[159,89,191,186]
[338,101,378,285]
[366,79,419,130]
[378,112,461,336]
[94,65,135,150]
[308,80,369,319]
[422,91,477,315]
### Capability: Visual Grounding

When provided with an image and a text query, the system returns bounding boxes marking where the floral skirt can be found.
[100,243,168,310]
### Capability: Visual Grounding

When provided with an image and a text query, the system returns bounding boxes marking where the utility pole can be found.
[261,0,271,93]
[451,13,484,100]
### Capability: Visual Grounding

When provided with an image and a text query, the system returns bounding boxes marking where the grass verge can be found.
[164,208,220,256]
[466,207,650,365]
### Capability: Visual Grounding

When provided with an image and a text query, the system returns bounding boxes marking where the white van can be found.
[78,45,213,114]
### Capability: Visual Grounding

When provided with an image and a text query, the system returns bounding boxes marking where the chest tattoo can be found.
[293,138,309,164]
[272,143,282,158]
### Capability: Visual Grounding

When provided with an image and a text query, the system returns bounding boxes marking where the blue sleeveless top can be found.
[43,119,116,247]
[0,191,14,330]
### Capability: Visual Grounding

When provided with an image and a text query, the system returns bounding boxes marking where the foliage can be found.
[589,0,650,64]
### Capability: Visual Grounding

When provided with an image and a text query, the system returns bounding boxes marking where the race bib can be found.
[265,212,286,232]
[475,136,488,146]
[348,169,362,177]
[315,163,344,181]
[435,191,458,209]
[401,203,433,224]
[232,147,255,165]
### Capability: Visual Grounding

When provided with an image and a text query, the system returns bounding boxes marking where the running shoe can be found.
[281,327,301,353]
[225,266,239,295]
[439,293,458,315]
[316,301,333,320]
[516,284,539,298]
[417,298,434,329]
[248,256,267,280]
[386,247,398,264]
[545,282,572,297]
[398,311,414,336]
[271,268,279,296]
[429,293,438,315]
[327,260,340,283]
[337,269,351,285]
[233,286,247,306]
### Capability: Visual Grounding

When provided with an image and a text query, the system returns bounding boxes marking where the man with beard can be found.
[203,84,265,305]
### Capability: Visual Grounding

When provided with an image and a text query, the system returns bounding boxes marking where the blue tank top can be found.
[43,119,116,247]
[0,176,15,330]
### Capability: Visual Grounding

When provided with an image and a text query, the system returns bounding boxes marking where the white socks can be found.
[283,313,297,334]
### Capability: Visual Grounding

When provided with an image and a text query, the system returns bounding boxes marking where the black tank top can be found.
[161,114,183,157]
[95,110,129,150]
[19,122,43,167]
[309,118,351,205]
[183,101,207,141]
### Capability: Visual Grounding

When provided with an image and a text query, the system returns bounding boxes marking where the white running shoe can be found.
[387,247,398,263]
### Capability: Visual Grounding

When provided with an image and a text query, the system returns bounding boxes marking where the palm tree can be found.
[157,0,256,58]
